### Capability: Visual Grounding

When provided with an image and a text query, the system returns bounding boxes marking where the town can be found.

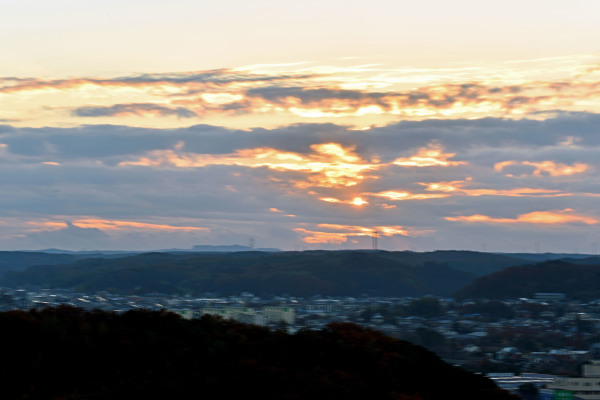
[3,286,599,380]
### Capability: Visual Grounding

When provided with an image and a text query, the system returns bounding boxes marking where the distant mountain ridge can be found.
[0,250,538,297]
[2,250,599,298]
[26,243,281,254]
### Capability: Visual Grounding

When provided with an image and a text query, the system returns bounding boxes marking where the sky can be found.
[1,0,600,252]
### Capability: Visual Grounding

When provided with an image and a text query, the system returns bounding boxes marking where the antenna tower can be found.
[372,231,379,250]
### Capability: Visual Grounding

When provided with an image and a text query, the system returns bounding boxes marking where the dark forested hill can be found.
[0,251,87,275]
[0,250,535,297]
[454,260,600,300]
[0,306,517,400]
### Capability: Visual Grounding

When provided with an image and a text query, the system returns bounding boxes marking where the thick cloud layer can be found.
[0,113,599,252]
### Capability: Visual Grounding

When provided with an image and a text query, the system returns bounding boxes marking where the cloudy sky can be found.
[1,0,599,252]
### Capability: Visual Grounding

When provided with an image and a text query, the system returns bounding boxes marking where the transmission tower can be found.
[372,231,379,250]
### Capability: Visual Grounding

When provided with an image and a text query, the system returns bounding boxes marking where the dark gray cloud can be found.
[0,70,319,94]
[73,103,197,118]
[244,83,526,110]
[2,112,598,161]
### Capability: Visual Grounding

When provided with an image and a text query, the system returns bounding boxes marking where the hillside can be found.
[0,251,90,275]
[0,250,539,297]
[0,306,517,400]
[454,259,600,300]
[1,250,481,297]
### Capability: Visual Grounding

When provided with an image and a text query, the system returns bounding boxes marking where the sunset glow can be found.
[392,146,466,168]
[1,1,599,251]
[494,160,589,177]
[71,219,209,232]
[446,209,599,225]
[295,223,411,244]
[119,143,376,188]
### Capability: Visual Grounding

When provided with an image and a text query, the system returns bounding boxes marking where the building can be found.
[545,360,600,399]
[263,306,295,325]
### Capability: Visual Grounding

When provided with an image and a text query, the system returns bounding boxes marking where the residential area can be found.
[3,287,600,378]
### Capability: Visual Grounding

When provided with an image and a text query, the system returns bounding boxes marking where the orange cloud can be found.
[446,209,599,225]
[72,219,208,231]
[421,180,569,197]
[295,223,411,244]
[392,145,466,167]
[319,197,369,206]
[493,161,516,172]
[372,190,449,201]
[294,228,349,244]
[525,161,589,176]
[120,143,377,188]
[494,160,589,176]
[4,60,600,129]
[268,208,296,217]
[25,221,69,231]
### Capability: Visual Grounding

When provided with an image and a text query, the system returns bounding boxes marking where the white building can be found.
[263,306,295,325]
[546,360,600,399]
[201,307,264,325]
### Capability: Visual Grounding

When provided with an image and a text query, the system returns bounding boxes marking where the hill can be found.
[0,249,538,297]
[2,250,481,297]
[0,306,517,399]
[0,250,541,297]
[0,251,92,275]
[454,259,600,300]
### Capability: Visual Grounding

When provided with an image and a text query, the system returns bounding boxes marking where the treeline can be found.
[0,306,517,399]
[455,259,600,300]
[0,250,531,297]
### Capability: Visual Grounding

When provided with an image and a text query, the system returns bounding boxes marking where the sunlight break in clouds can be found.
[392,145,466,167]
[295,224,412,244]
[318,197,369,206]
[371,191,450,201]
[119,143,377,188]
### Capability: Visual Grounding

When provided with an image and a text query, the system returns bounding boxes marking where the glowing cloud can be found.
[120,143,377,188]
[494,160,589,177]
[525,161,589,176]
[25,221,69,231]
[318,197,369,206]
[71,219,208,231]
[421,181,569,197]
[295,223,412,244]
[3,57,600,129]
[392,145,466,167]
[372,191,449,201]
[446,209,599,225]
[350,197,368,206]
